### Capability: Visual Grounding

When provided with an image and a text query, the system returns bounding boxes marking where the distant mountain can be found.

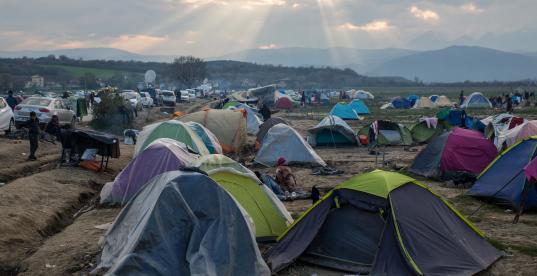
[0,48,174,63]
[211,47,417,74]
[369,46,537,82]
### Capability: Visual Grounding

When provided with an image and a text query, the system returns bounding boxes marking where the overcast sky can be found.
[1,0,536,57]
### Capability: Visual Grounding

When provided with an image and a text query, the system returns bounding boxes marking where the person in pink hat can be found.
[275,157,297,193]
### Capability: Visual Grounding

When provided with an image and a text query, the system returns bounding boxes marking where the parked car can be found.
[179,90,190,102]
[140,92,154,107]
[0,97,14,133]
[14,97,76,129]
[120,91,143,111]
[187,89,197,100]
[161,90,176,106]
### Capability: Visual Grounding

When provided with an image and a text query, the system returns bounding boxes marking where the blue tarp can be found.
[469,138,537,210]
[329,100,370,119]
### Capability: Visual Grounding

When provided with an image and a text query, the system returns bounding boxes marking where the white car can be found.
[187,89,196,100]
[140,92,154,107]
[0,97,14,133]
[161,90,176,106]
[180,90,190,102]
[120,91,143,110]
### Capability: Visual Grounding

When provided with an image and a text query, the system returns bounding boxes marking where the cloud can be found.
[460,3,483,14]
[258,43,278,49]
[410,5,439,21]
[338,20,394,32]
[106,35,169,52]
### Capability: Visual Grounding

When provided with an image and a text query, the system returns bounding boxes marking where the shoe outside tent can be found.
[358,120,413,146]
[178,109,247,153]
[194,154,293,241]
[95,170,270,276]
[307,115,357,147]
[134,120,210,156]
[468,136,537,211]
[267,170,502,274]
[409,128,498,179]
[100,138,197,205]
[255,123,326,167]
[461,92,493,108]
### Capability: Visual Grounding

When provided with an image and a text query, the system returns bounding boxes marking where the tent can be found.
[496,120,537,149]
[178,109,247,153]
[267,170,502,274]
[100,138,197,205]
[255,123,326,167]
[228,103,263,135]
[413,96,434,108]
[95,170,270,276]
[274,91,295,109]
[358,120,413,146]
[346,89,374,100]
[223,100,240,109]
[429,95,439,102]
[407,94,419,106]
[436,95,454,107]
[468,137,537,211]
[329,99,369,119]
[256,117,288,143]
[195,154,293,240]
[184,122,222,154]
[307,115,357,147]
[409,128,498,178]
[410,119,447,143]
[461,92,492,108]
[134,120,209,156]
[483,114,526,150]
[391,97,412,109]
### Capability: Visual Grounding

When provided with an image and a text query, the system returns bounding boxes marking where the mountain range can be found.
[2,45,537,83]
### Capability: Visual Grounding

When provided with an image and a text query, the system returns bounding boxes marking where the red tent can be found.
[274,97,294,110]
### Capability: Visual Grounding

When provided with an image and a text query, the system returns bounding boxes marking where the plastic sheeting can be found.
[134,120,209,156]
[255,123,326,167]
[307,115,357,146]
[100,138,197,205]
[496,120,537,149]
[95,170,270,276]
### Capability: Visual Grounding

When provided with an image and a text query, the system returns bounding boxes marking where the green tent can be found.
[358,120,413,146]
[223,101,240,109]
[268,170,502,274]
[195,154,293,241]
[134,120,210,156]
[411,120,449,143]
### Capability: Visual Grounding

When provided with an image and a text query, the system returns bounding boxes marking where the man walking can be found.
[27,112,40,161]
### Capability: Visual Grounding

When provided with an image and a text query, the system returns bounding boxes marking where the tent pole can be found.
[513,179,536,224]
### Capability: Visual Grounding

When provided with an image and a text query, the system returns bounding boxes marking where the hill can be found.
[0,48,173,63]
[369,46,537,82]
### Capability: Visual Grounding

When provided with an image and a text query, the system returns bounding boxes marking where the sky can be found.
[0,0,536,57]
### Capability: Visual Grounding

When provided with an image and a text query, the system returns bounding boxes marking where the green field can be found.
[44,64,141,79]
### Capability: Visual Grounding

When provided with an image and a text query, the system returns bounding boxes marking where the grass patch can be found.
[511,244,537,256]
[43,64,139,79]
[488,238,508,251]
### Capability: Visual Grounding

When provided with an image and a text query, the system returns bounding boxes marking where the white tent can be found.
[413,96,434,108]
[461,92,492,108]
[436,96,454,107]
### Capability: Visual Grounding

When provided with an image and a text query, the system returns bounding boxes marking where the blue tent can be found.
[407,95,419,106]
[468,137,537,210]
[430,95,439,103]
[391,97,412,109]
[329,99,370,120]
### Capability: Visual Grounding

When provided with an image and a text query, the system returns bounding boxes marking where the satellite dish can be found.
[144,70,156,84]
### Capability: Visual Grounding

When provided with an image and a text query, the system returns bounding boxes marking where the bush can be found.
[90,93,133,134]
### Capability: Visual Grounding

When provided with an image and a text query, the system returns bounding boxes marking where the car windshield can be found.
[163,92,174,96]
[121,93,137,99]
[23,98,52,106]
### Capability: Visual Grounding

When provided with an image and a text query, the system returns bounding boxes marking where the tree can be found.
[79,72,99,89]
[0,73,12,90]
[171,56,207,88]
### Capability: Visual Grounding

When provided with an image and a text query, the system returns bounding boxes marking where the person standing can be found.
[5,90,17,110]
[506,95,513,113]
[300,91,306,107]
[259,103,271,121]
[26,112,40,161]
[459,90,464,105]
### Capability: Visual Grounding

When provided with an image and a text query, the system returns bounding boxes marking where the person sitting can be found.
[255,171,284,197]
[274,157,297,193]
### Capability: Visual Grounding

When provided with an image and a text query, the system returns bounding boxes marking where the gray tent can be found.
[95,170,270,276]
[255,123,326,167]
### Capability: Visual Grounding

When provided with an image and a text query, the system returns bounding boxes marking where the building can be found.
[26,75,45,88]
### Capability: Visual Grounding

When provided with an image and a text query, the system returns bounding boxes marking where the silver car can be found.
[14,97,76,129]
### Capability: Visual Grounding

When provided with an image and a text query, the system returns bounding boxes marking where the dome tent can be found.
[100,138,197,205]
[329,99,370,120]
[267,170,502,274]
[256,117,288,143]
[184,122,222,154]
[436,95,454,107]
[95,170,270,276]
[255,123,326,167]
[307,115,357,147]
[227,103,263,135]
[134,120,209,156]
[358,120,413,146]
[195,154,293,241]
[413,96,434,108]
[410,119,448,143]
[461,92,492,108]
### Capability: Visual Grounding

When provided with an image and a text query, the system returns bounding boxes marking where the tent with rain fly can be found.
[410,118,447,143]
[194,154,293,241]
[178,109,247,153]
[95,170,270,276]
[307,115,357,147]
[461,92,493,108]
[100,139,197,205]
[436,95,454,107]
[134,120,209,156]
[409,128,498,179]
[184,122,222,154]
[413,96,434,108]
[255,123,326,167]
[227,103,263,135]
[267,170,502,274]
[358,120,413,146]
[468,137,537,211]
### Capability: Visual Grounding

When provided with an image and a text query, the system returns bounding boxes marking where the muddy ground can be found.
[0,98,537,275]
